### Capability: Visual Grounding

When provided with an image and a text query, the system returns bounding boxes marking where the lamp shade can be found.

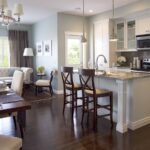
[5,9,12,17]
[13,3,24,16]
[0,0,7,9]
[23,48,34,56]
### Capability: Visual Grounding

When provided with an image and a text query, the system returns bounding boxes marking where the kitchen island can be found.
[75,69,150,133]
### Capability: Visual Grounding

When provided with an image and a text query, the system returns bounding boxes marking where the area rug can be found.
[23,87,56,103]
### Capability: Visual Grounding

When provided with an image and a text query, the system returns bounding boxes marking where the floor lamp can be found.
[23,48,34,67]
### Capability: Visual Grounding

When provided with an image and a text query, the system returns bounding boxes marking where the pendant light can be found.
[81,0,87,43]
[0,0,24,26]
[110,0,118,42]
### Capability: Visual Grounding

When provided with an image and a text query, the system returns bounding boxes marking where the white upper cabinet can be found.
[94,19,117,68]
[116,19,136,51]
[94,20,109,68]
[136,16,150,35]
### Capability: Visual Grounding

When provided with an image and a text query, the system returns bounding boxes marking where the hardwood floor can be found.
[0,92,150,150]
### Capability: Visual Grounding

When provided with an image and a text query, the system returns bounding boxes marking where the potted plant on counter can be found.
[116,56,127,67]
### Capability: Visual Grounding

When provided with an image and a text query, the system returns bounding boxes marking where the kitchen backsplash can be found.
[121,51,150,65]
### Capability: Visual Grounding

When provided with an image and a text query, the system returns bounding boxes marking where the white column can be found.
[116,80,128,133]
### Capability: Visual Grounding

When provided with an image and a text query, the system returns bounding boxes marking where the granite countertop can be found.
[95,70,150,80]
[74,68,150,80]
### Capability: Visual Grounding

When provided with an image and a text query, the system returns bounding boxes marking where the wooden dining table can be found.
[0,89,31,138]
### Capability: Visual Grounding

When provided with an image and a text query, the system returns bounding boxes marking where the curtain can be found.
[8,30,32,67]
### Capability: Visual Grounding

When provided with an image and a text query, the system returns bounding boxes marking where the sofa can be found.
[0,67,33,84]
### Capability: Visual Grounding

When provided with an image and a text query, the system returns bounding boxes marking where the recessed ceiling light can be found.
[89,10,93,13]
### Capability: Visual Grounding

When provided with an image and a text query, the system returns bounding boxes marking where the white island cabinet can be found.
[75,70,150,133]
[95,71,150,133]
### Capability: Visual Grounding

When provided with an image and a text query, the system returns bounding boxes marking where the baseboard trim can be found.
[53,89,63,94]
[128,116,150,130]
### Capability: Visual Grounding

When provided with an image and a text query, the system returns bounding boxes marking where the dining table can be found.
[0,87,31,138]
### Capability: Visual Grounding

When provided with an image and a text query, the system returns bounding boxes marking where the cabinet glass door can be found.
[127,21,136,49]
[117,23,124,50]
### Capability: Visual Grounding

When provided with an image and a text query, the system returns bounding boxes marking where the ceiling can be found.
[8,0,140,24]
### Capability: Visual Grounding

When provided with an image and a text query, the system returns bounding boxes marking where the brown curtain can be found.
[8,30,32,67]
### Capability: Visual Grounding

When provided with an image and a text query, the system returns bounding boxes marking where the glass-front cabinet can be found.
[117,22,124,50]
[127,20,136,49]
[116,19,136,51]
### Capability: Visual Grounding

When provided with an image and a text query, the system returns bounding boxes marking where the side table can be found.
[37,73,46,79]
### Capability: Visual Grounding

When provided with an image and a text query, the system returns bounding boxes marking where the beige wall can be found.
[57,13,89,91]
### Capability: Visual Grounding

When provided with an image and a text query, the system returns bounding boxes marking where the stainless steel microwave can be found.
[136,34,150,50]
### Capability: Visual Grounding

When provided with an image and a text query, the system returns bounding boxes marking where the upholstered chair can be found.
[11,70,24,96]
[0,70,24,137]
[35,70,54,96]
[0,134,22,150]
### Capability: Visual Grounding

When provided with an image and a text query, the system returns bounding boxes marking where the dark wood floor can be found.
[0,92,150,150]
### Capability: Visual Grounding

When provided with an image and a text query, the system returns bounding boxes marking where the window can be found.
[0,36,10,67]
[65,33,82,67]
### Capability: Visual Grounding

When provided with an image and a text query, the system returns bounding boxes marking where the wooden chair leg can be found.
[93,97,97,131]
[35,86,37,96]
[75,91,77,112]
[110,93,113,129]
[81,96,86,124]
[86,97,89,125]
[63,90,66,115]
[50,86,53,95]
[71,91,75,120]
[19,124,24,139]
[13,116,17,130]
[49,86,52,96]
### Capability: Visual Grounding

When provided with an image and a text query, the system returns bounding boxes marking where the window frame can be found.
[0,36,10,67]
[65,32,83,68]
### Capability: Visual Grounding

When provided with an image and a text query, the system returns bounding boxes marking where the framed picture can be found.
[43,40,52,56]
[36,42,43,56]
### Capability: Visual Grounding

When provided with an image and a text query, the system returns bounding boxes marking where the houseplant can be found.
[37,66,45,73]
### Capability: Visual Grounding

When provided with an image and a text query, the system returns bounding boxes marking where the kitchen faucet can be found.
[95,54,107,70]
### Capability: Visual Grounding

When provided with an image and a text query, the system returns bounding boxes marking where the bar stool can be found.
[79,69,113,130]
[61,67,82,119]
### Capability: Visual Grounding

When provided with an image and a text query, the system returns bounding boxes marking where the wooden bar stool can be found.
[79,69,113,131]
[61,67,82,119]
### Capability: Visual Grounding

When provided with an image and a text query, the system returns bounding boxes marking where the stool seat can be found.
[66,83,82,90]
[85,88,111,96]
[0,134,22,150]
[35,79,50,86]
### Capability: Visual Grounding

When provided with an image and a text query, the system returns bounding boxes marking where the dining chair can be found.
[0,70,24,138]
[11,70,24,137]
[61,66,82,119]
[35,70,54,96]
[0,134,22,150]
[11,70,24,96]
[79,69,113,131]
